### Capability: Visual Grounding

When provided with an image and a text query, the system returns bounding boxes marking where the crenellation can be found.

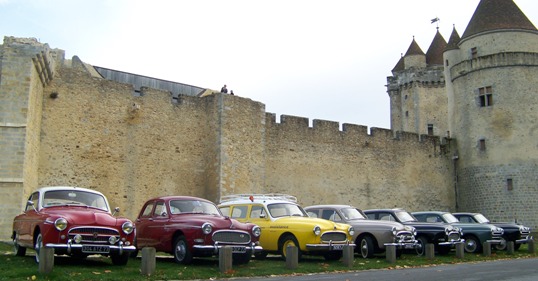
[312,119,339,132]
[279,114,309,128]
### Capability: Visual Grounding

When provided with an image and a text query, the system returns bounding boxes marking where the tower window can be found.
[507,178,513,191]
[405,111,409,117]
[478,86,493,107]
[427,124,434,135]
[471,47,478,59]
[445,59,449,66]
[479,139,486,151]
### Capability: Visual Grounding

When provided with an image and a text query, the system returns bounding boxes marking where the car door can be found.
[149,200,170,250]
[15,192,40,245]
[135,201,156,248]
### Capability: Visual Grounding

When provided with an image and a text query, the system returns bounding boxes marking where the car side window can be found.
[25,192,39,212]
[231,206,248,219]
[220,206,230,216]
[321,210,341,222]
[380,213,395,221]
[250,205,265,218]
[365,213,376,220]
[458,216,471,223]
[141,203,154,218]
[153,201,167,217]
[306,210,319,218]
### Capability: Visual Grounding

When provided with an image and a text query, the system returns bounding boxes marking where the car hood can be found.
[348,219,406,230]
[170,214,250,230]
[402,221,447,230]
[450,222,497,231]
[45,206,124,226]
[274,216,349,230]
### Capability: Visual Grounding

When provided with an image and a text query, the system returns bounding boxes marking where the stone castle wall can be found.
[0,37,456,240]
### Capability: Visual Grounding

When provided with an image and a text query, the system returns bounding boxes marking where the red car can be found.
[135,196,262,264]
[12,186,136,265]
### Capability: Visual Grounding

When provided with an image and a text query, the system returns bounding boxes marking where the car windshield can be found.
[395,211,417,223]
[442,213,460,223]
[474,214,490,223]
[341,208,366,220]
[268,203,306,218]
[43,190,108,211]
[169,200,221,215]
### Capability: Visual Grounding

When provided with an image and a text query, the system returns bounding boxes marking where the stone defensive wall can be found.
[263,114,455,210]
[0,37,456,239]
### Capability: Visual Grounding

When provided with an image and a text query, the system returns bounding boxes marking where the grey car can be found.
[305,205,417,258]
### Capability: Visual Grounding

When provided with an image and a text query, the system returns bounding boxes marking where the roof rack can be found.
[220,194,297,203]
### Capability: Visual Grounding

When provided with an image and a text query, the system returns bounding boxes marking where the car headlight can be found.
[122,221,134,235]
[252,225,261,237]
[202,223,213,235]
[348,226,355,237]
[313,226,321,236]
[54,218,68,231]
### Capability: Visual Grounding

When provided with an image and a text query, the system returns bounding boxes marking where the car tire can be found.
[415,236,428,256]
[173,235,193,264]
[463,235,481,253]
[279,234,301,260]
[358,236,375,258]
[111,252,129,266]
[494,238,507,251]
[514,243,521,251]
[34,232,43,264]
[13,233,26,257]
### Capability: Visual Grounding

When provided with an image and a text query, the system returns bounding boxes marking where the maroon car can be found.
[12,186,136,265]
[135,196,262,264]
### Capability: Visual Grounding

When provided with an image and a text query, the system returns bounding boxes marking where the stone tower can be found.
[445,0,538,223]
[387,31,448,138]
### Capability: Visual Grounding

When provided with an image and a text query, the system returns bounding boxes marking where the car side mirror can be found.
[259,213,266,219]
[113,207,120,216]
[27,200,37,212]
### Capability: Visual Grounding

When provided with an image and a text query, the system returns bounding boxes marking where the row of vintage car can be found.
[11,186,533,266]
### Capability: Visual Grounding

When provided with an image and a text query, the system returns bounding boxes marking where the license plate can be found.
[82,245,110,254]
[405,244,415,249]
[231,246,246,253]
[332,244,344,250]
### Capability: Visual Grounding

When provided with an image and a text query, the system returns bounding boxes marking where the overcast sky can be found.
[2,0,537,129]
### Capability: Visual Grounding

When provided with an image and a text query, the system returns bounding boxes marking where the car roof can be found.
[219,194,297,205]
[412,211,450,215]
[145,195,213,203]
[304,204,353,209]
[363,208,407,213]
[36,186,104,196]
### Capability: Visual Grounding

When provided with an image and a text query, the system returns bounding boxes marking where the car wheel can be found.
[463,235,481,253]
[173,235,193,264]
[359,236,375,258]
[494,238,507,251]
[34,232,43,264]
[279,234,301,260]
[415,236,428,256]
[13,233,26,257]
[233,253,252,265]
[111,252,129,265]
[129,249,139,258]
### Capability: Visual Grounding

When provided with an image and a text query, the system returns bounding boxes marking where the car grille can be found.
[320,232,347,243]
[520,228,531,236]
[447,232,461,241]
[396,232,415,242]
[68,227,119,244]
[212,230,251,244]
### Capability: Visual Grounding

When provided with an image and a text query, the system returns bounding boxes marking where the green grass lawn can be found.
[1,242,536,281]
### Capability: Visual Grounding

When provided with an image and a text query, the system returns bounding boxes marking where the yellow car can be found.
[218,194,355,261]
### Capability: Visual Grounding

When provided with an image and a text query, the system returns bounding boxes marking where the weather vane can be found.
[431,17,440,29]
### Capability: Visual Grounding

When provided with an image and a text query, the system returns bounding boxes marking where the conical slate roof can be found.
[426,30,447,66]
[391,55,404,73]
[461,0,537,39]
[445,26,461,51]
[404,37,425,56]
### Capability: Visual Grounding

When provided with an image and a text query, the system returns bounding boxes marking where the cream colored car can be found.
[218,194,355,261]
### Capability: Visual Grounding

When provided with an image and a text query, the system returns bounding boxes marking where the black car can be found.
[453,212,532,251]
[363,208,463,256]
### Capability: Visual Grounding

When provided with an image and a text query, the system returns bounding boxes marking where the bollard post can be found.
[455,242,465,259]
[285,245,298,269]
[482,241,491,256]
[38,247,54,274]
[219,246,233,273]
[507,241,515,255]
[342,244,354,268]
[385,243,396,263]
[425,243,435,260]
[141,247,156,276]
[528,239,535,254]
